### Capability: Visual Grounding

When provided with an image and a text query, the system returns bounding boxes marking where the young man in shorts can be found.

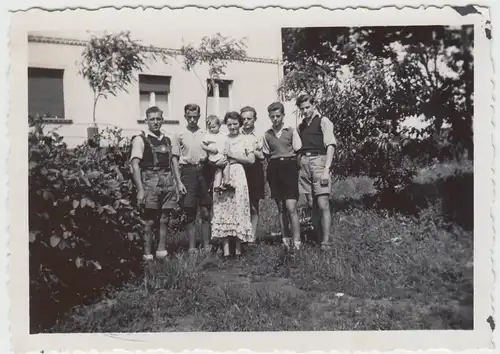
[240,106,265,243]
[171,103,212,254]
[296,94,336,249]
[130,106,179,265]
[263,102,302,250]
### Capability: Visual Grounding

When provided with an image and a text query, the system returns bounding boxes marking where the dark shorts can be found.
[179,164,213,209]
[203,161,220,188]
[267,157,299,201]
[142,169,178,210]
[243,159,265,205]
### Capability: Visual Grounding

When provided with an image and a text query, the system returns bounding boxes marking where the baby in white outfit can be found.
[201,115,234,192]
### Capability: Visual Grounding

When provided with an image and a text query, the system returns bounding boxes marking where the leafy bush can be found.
[279,26,473,194]
[28,126,185,332]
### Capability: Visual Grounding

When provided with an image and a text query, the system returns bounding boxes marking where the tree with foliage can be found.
[281,26,473,160]
[180,33,247,121]
[79,31,170,142]
[280,25,473,193]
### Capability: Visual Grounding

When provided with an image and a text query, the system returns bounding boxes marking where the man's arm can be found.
[262,134,271,158]
[130,158,144,193]
[325,145,335,169]
[171,155,186,195]
[170,133,186,195]
[129,136,145,203]
[320,117,336,184]
[292,127,302,152]
[321,117,337,149]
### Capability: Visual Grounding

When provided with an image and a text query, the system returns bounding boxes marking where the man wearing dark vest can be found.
[296,94,336,249]
[130,106,179,266]
[263,102,302,250]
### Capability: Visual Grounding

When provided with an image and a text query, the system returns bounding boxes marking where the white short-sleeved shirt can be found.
[241,128,264,161]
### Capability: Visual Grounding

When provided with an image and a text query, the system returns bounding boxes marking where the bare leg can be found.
[200,206,212,250]
[143,219,156,289]
[185,208,197,251]
[156,211,169,259]
[144,219,154,256]
[250,200,259,243]
[305,194,320,243]
[223,237,230,257]
[213,168,223,189]
[285,199,301,248]
[222,163,231,185]
[235,239,242,256]
[158,212,168,251]
[276,199,290,246]
[316,195,331,245]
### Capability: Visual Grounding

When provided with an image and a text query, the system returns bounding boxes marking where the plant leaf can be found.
[50,235,61,248]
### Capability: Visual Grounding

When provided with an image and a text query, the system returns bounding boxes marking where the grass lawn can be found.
[51,160,473,332]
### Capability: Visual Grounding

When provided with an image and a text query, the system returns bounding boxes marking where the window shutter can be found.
[139,75,170,94]
[28,68,65,118]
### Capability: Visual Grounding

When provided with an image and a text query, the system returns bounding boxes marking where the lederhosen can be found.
[136,132,178,210]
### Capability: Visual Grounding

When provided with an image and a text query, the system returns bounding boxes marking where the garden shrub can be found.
[28,127,186,332]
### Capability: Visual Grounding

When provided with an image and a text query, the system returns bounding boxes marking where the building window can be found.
[139,74,171,118]
[207,79,232,117]
[28,67,65,119]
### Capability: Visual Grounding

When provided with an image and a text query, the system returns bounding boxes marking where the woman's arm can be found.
[227,143,255,164]
[231,150,255,164]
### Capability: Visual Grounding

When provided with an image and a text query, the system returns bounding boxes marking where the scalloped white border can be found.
[2,1,498,354]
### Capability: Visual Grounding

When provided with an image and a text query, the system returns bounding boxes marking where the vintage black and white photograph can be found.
[8,4,494,353]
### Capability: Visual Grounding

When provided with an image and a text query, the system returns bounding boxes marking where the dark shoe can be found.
[320,243,332,251]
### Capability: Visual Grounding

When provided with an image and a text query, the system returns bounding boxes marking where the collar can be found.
[302,110,322,125]
[241,128,256,136]
[145,130,167,140]
[183,126,204,135]
[267,126,291,135]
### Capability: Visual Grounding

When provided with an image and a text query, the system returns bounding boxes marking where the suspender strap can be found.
[140,131,160,167]
[140,131,172,168]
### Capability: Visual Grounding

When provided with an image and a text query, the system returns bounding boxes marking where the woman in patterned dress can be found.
[211,111,255,258]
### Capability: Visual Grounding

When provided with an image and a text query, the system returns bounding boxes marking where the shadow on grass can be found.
[330,171,473,231]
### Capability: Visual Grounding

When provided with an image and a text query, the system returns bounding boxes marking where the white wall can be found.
[29,38,283,147]
[25,7,324,147]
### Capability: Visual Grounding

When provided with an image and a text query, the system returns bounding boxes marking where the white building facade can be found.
[28,30,298,148]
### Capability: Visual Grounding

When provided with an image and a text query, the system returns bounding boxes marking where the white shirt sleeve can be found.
[292,127,302,152]
[262,133,270,155]
[320,117,337,147]
[129,135,145,162]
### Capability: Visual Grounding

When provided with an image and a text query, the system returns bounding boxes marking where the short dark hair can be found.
[267,102,285,114]
[224,111,243,126]
[295,94,315,107]
[240,106,257,119]
[145,106,163,118]
[184,103,201,115]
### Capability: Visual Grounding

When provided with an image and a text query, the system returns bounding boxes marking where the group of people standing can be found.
[129,94,336,262]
